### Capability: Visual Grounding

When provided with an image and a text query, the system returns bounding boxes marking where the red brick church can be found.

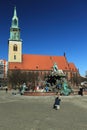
[8,7,79,81]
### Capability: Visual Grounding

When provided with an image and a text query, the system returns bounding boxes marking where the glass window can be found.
[13,44,17,51]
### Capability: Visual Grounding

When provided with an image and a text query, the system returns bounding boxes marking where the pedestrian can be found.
[6,87,8,93]
[53,95,61,110]
[80,87,84,96]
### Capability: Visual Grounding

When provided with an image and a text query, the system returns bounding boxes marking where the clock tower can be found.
[8,6,22,62]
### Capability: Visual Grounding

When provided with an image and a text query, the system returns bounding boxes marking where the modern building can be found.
[0,59,8,79]
[8,7,79,82]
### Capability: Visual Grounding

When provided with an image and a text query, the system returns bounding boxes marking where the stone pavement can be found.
[0,90,87,130]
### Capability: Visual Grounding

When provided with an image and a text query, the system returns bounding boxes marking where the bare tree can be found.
[8,70,39,89]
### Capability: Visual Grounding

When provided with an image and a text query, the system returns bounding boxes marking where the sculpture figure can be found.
[53,63,58,72]
[20,83,27,95]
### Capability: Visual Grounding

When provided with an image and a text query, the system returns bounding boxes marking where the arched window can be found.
[14,55,16,60]
[13,44,17,51]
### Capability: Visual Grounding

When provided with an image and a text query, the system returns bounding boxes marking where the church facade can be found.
[8,7,79,81]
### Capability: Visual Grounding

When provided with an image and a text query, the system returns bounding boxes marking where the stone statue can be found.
[53,63,58,72]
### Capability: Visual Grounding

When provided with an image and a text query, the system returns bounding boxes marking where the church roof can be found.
[8,54,78,72]
[68,62,78,72]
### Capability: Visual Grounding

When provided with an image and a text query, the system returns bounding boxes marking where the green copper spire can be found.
[12,6,19,28]
[9,7,21,41]
[14,6,17,16]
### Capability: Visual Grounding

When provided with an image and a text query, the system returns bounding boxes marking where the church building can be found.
[8,7,79,81]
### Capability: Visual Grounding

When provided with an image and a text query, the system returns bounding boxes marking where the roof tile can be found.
[8,54,77,72]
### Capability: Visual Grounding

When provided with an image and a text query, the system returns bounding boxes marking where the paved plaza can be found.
[0,90,87,130]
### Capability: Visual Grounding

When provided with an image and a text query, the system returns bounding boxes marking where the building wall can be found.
[8,41,22,62]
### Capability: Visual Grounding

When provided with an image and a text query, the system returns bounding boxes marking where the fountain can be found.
[45,63,73,96]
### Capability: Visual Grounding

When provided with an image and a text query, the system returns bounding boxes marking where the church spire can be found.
[9,6,21,41]
[14,6,17,17]
[11,6,19,28]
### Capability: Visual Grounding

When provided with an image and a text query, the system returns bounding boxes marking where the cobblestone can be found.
[0,90,87,130]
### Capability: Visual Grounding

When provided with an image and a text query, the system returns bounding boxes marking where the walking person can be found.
[80,87,84,96]
[6,87,8,93]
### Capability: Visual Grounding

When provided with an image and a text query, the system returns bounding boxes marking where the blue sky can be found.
[0,0,87,76]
